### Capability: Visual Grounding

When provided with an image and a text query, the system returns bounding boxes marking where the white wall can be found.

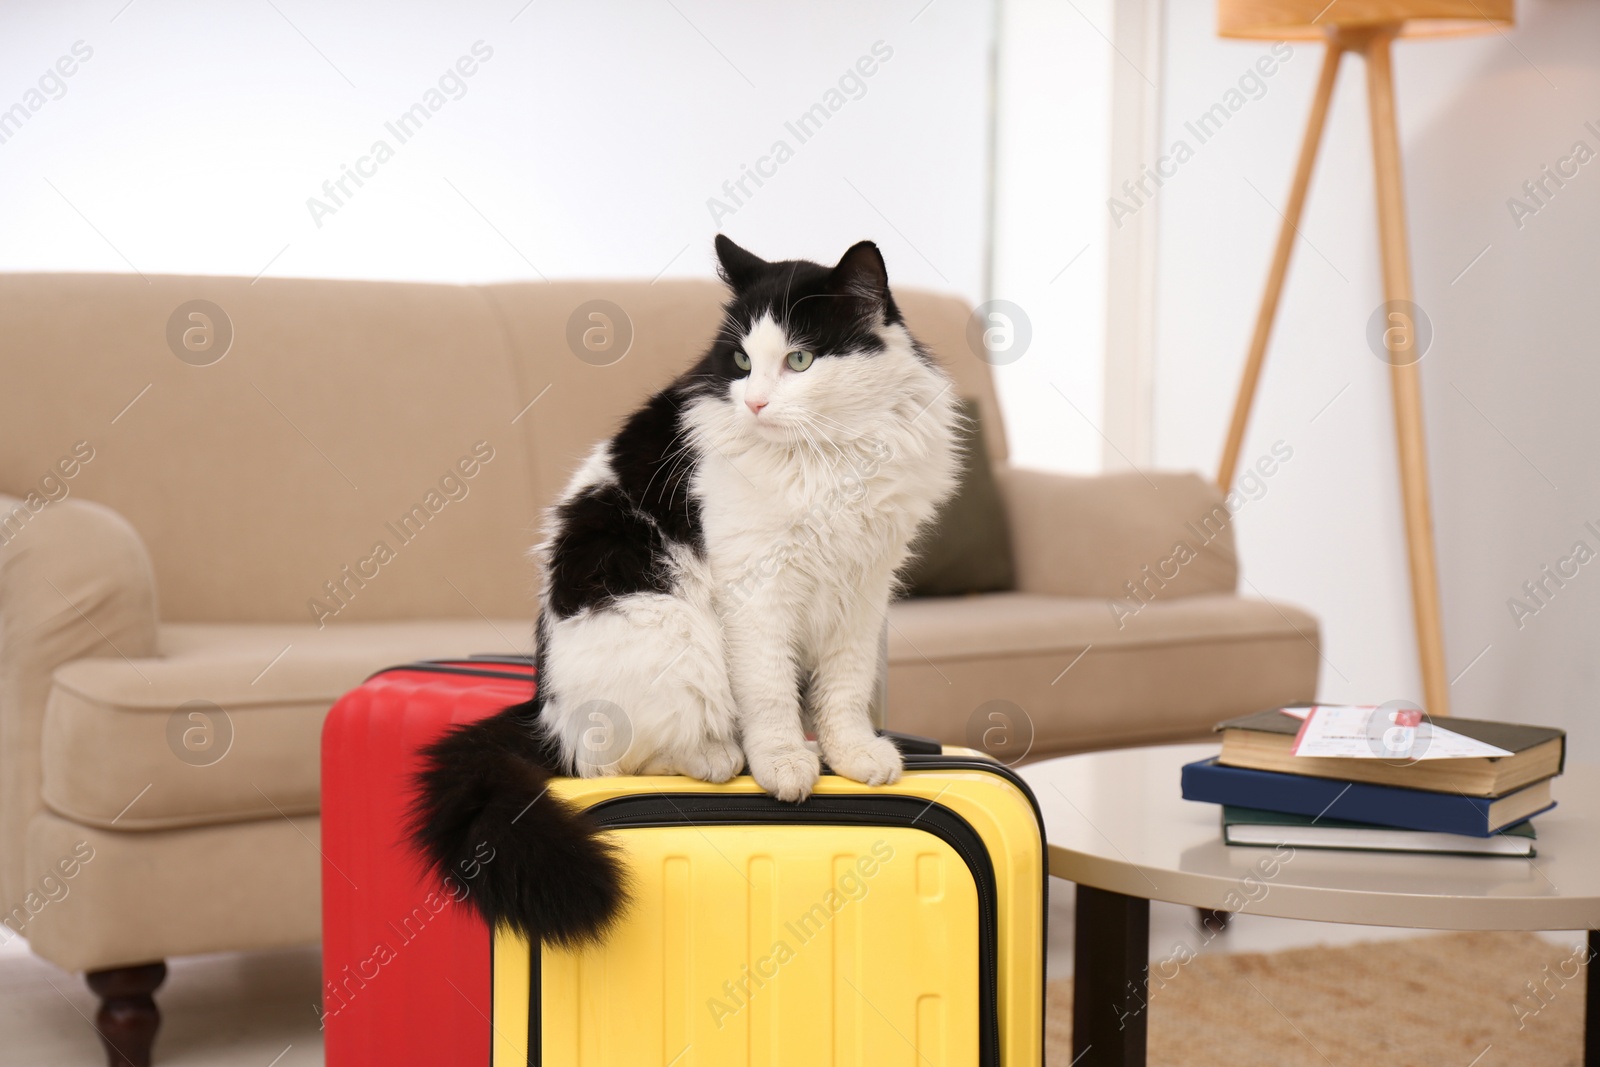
[1152,1,1600,750]
[990,0,1113,473]
[1,1,990,300]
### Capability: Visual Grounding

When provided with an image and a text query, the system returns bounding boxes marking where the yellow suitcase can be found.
[489,741,1046,1066]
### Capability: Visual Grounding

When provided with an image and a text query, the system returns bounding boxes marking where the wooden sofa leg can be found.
[86,962,167,1067]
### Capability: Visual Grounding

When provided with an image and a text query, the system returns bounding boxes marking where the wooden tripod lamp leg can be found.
[1364,29,1452,717]
[1217,42,1344,490]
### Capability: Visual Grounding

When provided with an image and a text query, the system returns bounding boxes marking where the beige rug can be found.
[1046,931,1587,1067]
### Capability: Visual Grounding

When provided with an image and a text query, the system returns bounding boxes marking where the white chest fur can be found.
[689,361,958,654]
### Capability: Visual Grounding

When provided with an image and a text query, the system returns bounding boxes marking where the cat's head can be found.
[685,236,933,449]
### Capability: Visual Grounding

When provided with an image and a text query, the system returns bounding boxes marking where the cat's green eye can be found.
[733,350,751,372]
[786,349,815,372]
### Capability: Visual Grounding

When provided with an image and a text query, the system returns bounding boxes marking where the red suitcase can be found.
[321,656,536,1067]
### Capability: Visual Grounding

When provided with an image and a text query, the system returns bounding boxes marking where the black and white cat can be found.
[412,236,960,945]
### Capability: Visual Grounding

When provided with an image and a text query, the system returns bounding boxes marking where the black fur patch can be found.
[544,483,674,619]
[608,389,705,551]
[543,388,706,621]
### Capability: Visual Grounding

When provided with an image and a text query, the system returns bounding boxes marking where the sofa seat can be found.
[886,592,1320,758]
[42,620,530,832]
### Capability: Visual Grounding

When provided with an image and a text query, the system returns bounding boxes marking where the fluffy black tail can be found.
[408,700,628,947]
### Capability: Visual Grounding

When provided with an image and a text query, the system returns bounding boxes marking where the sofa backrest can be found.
[1,274,996,624]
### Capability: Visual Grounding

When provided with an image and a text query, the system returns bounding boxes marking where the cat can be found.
[410,235,960,946]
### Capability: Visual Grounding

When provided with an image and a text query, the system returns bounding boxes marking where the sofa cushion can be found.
[884,592,1320,758]
[1000,468,1239,600]
[0,274,545,625]
[902,399,1015,597]
[41,620,531,831]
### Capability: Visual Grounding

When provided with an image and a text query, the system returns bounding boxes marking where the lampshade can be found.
[1218,0,1513,40]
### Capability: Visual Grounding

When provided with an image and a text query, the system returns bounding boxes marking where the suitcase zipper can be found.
[537,793,1005,1067]
[900,754,1045,828]
[363,661,536,683]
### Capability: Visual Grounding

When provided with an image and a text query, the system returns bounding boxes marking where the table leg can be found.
[1587,930,1598,1067]
[1073,884,1150,1067]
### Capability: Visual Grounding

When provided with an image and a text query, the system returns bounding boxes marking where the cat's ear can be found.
[714,235,769,291]
[826,240,889,316]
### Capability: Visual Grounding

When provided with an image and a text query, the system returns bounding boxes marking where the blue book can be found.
[1181,757,1555,837]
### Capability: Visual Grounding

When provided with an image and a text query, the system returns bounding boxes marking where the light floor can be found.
[3,881,1533,1067]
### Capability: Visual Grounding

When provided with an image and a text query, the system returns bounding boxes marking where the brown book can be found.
[1215,707,1566,798]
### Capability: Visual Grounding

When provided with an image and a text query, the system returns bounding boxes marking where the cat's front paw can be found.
[823,734,903,787]
[679,736,745,784]
[748,745,822,803]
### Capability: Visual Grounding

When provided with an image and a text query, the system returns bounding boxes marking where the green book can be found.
[1221,806,1538,857]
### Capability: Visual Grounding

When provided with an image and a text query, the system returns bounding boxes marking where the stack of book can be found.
[1181,706,1566,856]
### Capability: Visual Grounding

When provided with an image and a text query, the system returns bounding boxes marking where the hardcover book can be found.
[1181,757,1555,837]
[1214,707,1565,797]
[1220,806,1538,857]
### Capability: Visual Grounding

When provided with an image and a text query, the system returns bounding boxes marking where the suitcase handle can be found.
[879,728,943,756]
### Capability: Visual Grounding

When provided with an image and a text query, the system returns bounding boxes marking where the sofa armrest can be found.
[997,467,1239,601]
[0,495,158,905]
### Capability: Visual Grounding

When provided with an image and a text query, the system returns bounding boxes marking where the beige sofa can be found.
[0,272,1318,1064]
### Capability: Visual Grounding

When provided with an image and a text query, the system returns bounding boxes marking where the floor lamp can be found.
[1214,1,1513,718]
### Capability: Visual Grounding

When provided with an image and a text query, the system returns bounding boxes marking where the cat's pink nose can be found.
[746,397,767,415]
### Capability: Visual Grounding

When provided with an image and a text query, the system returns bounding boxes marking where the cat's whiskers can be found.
[782,292,850,315]
[646,421,718,516]
[796,419,841,470]
[789,405,863,443]
[780,262,799,323]
[640,429,697,505]
[788,409,849,464]
[659,437,705,506]
[795,422,835,474]
[785,415,854,502]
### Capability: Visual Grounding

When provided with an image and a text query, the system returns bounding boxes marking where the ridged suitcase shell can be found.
[322,660,534,1066]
